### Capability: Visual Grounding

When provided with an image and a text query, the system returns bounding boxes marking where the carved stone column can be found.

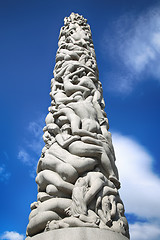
[25,12,130,240]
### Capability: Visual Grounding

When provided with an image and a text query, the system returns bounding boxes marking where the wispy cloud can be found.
[18,116,44,178]
[112,132,160,240]
[18,149,33,166]
[103,4,160,93]
[112,132,160,219]
[130,222,160,240]
[26,119,44,154]
[0,231,24,240]
[17,148,38,178]
[28,121,42,138]
[0,164,11,182]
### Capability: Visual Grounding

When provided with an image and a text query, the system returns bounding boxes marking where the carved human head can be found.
[117,203,125,216]
[47,123,60,136]
[101,196,111,214]
[61,123,71,133]
[72,74,79,83]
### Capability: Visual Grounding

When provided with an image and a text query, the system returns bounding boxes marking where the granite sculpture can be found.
[26,12,129,240]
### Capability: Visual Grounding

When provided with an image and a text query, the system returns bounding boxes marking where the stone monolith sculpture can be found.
[26,13,130,240]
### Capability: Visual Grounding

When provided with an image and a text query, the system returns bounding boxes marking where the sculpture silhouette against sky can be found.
[26,12,129,240]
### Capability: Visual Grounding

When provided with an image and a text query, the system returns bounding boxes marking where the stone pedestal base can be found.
[26,227,128,240]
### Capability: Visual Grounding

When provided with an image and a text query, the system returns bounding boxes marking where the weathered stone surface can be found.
[25,12,130,239]
[26,227,129,240]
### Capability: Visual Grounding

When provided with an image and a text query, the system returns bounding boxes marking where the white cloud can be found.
[112,132,160,239]
[28,121,42,138]
[0,164,11,182]
[130,222,160,240]
[103,4,160,93]
[0,231,24,240]
[112,132,160,219]
[18,149,32,166]
[17,148,37,178]
[119,10,160,75]
[27,139,44,155]
[26,119,44,154]
[18,117,44,178]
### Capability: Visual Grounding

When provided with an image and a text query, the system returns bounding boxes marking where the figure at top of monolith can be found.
[25,12,130,240]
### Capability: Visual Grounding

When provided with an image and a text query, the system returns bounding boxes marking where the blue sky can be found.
[0,0,160,239]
